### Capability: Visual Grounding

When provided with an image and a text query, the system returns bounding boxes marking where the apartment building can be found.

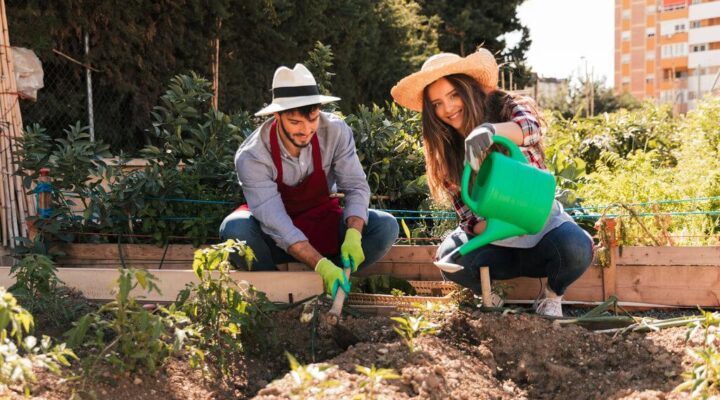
[615,0,720,113]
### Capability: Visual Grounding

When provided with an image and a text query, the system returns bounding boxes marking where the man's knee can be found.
[368,210,399,243]
[219,211,259,240]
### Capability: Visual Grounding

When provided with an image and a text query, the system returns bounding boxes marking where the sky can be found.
[510,0,614,86]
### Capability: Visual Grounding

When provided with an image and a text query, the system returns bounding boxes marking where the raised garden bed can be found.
[2,243,717,307]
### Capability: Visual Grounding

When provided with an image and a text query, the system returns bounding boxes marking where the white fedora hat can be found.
[255,63,340,116]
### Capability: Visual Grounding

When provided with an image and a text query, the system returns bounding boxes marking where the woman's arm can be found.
[487,96,542,147]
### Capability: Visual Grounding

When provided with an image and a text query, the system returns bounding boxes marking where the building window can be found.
[691,44,707,52]
[621,54,630,64]
[622,76,631,84]
[646,74,655,83]
[691,0,701,4]
[622,9,631,19]
[646,50,656,59]
[690,20,701,28]
[647,5,656,13]
[661,43,688,58]
[647,27,656,37]
[663,3,686,12]
[675,23,686,33]
[621,31,631,41]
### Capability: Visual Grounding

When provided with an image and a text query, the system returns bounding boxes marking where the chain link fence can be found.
[18,48,136,151]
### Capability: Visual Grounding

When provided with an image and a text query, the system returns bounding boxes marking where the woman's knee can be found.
[558,226,594,273]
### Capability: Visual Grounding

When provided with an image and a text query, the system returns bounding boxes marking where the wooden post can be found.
[602,218,618,302]
[211,18,221,109]
[480,266,492,307]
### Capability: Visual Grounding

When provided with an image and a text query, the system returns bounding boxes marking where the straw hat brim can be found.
[391,49,498,112]
[255,94,340,116]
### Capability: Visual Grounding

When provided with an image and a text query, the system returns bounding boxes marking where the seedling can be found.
[356,364,400,399]
[391,314,439,353]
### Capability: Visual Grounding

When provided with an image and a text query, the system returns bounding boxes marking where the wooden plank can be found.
[379,245,437,263]
[504,266,604,302]
[617,265,720,306]
[57,243,198,261]
[356,262,443,280]
[618,246,720,266]
[0,267,323,303]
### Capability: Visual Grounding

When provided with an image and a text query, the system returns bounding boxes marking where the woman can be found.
[391,49,593,317]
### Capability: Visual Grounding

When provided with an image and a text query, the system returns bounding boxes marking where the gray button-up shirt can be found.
[235,112,370,251]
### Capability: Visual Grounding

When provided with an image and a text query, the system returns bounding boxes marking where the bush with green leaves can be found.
[346,102,426,210]
[0,287,76,396]
[176,240,276,376]
[66,269,195,374]
[543,98,720,245]
[16,73,252,246]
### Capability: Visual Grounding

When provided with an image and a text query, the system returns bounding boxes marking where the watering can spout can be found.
[458,219,527,257]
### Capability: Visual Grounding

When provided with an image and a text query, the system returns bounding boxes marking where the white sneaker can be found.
[534,287,563,317]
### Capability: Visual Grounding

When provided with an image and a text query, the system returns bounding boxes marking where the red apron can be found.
[236,121,343,255]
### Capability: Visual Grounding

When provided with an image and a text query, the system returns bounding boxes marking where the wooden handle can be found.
[480,266,492,307]
[328,267,351,324]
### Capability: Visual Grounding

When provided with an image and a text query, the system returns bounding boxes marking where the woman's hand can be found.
[464,123,495,170]
[472,220,487,235]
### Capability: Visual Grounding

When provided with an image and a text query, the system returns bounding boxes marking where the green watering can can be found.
[434,135,556,272]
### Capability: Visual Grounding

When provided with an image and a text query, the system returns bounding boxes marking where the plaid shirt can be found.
[447,95,546,234]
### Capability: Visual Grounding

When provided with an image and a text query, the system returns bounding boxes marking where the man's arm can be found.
[331,121,371,224]
[236,147,307,252]
[345,215,365,233]
[286,240,323,268]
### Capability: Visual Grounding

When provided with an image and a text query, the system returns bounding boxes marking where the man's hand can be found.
[464,123,495,171]
[341,228,364,272]
[315,258,351,299]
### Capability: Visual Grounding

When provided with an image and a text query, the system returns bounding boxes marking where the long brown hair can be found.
[421,73,543,205]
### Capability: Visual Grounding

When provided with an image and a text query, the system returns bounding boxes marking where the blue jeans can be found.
[437,222,594,295]
[219,209,399,271]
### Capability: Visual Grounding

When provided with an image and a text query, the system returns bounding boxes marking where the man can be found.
[220,63,399,299]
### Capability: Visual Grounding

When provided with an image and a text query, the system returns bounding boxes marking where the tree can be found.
[8,0,438,151]
[417,0,533,87]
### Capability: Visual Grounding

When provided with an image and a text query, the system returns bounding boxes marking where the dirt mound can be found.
[256,310,692,400]
[9,307,696,399]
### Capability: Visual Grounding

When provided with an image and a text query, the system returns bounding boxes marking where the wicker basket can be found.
[408,280,460,296]
[348,281,459,312]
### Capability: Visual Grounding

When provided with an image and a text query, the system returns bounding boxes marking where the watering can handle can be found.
[491,135,528,165]
[461,135,528,211]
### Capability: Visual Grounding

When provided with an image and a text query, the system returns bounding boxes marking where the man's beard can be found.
[280,119,312,149]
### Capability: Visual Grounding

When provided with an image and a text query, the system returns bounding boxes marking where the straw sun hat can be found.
[256,63,340,116]
[390,48,499,112]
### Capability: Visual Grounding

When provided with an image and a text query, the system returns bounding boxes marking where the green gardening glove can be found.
[341,228,365,273]
[315,258,351,299]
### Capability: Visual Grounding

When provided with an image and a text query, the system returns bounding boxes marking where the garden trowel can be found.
[325,264,360,350]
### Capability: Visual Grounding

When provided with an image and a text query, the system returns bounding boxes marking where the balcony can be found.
[689,1,720,20]
[689,25,720,45]
[688,49,720,68]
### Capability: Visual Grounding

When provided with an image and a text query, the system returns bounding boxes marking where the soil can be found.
[2,304,703,399]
